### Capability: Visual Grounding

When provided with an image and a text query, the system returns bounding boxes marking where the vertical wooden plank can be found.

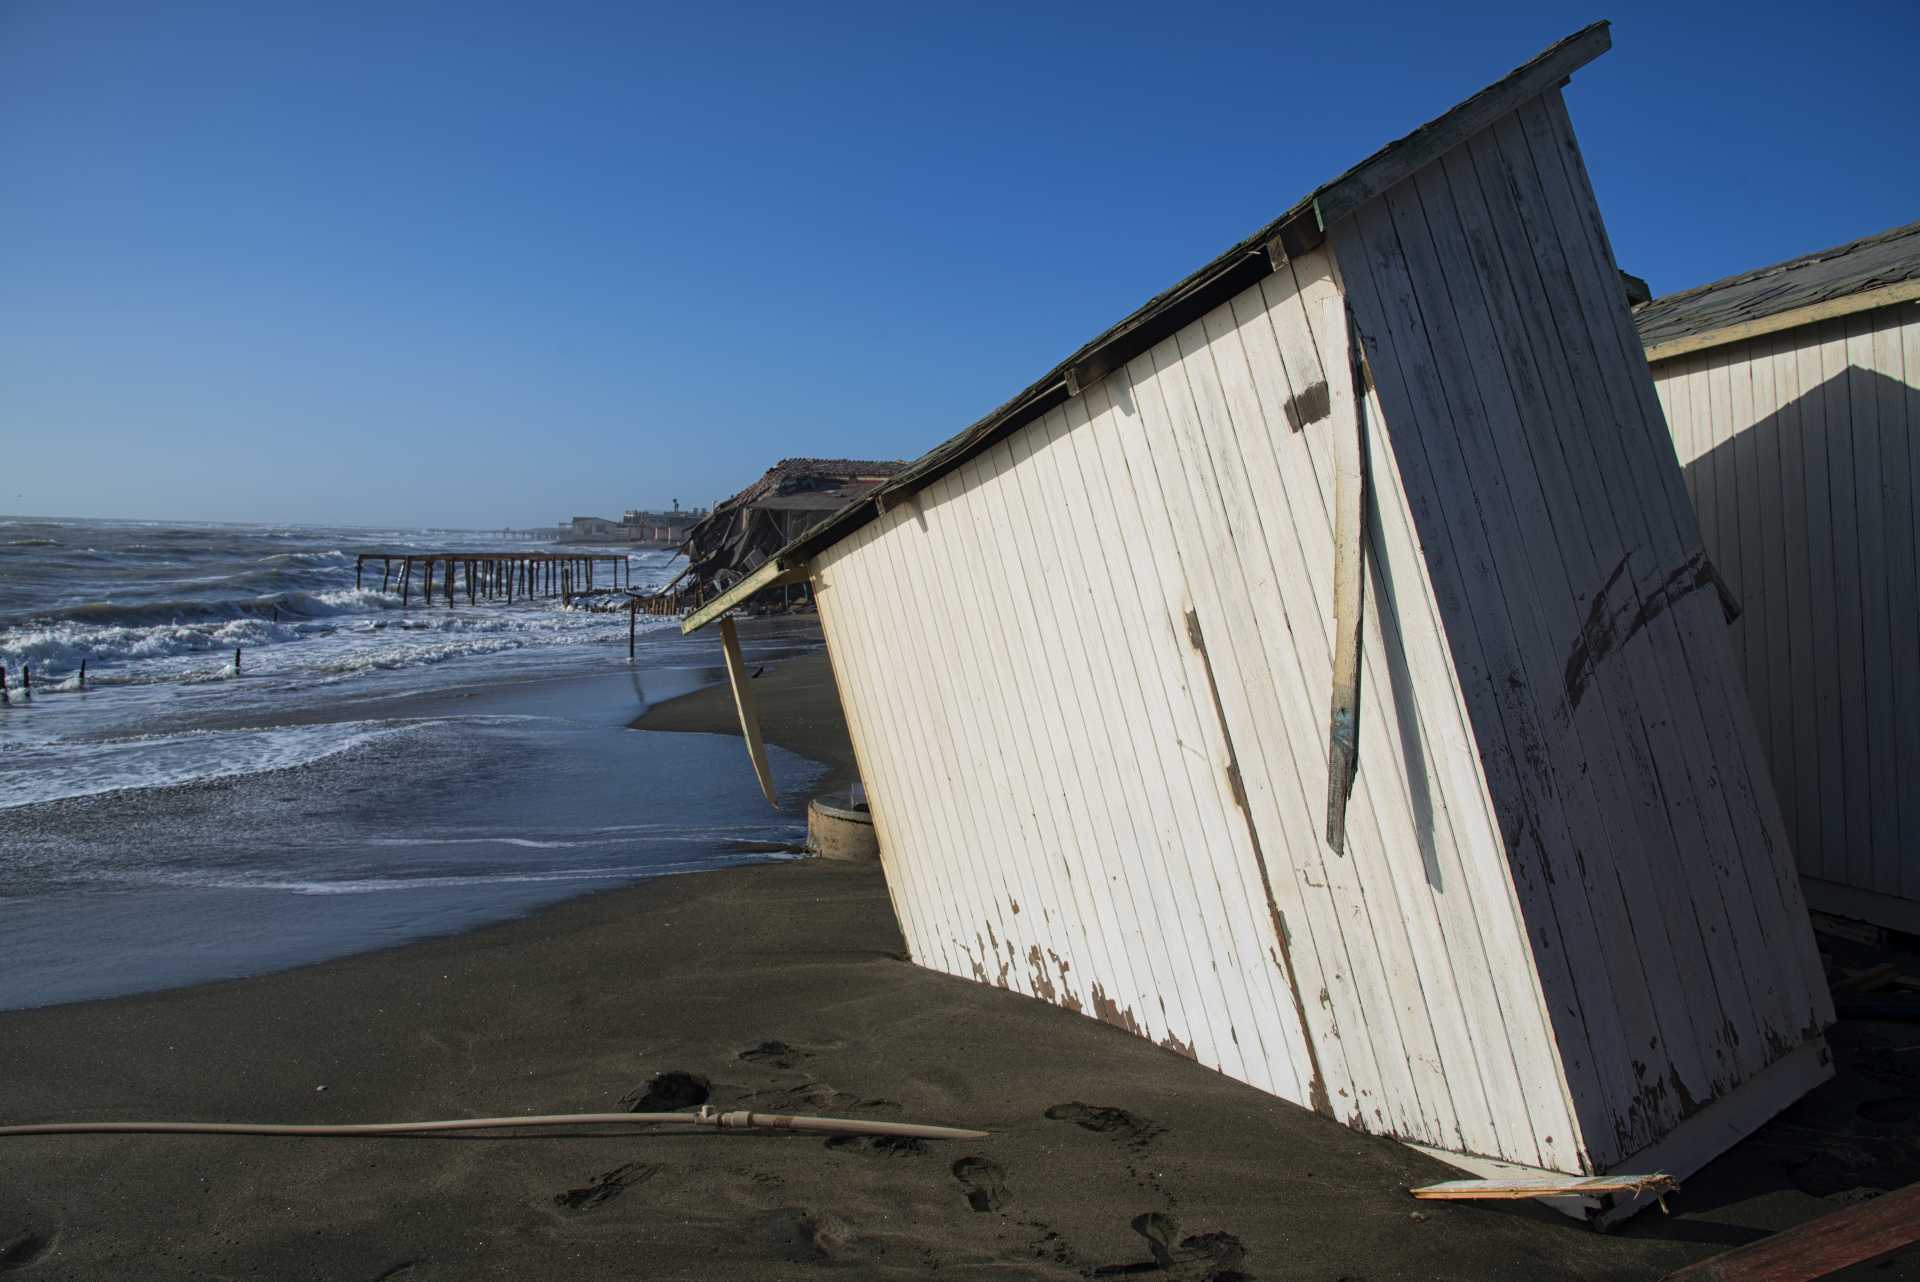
[1064,381,1299,1095]
[1178,292,1464,1144]
[1433,144,1727,1121]
[902,462,1051,1003]
[1254,259,1581,1165]
[1204,271,1518,1160]
[860,504,1014,987]
[1017,406,1217,1058]
[1008,415,1186,1039]
[966,441,1136,1013]
[1848,311,1898,888]
[1747,338,1799,834]
[1902,309,1920,902]
[1125,333,1430,1139]
[812,543,940,966]
[1535,92,1830,1043]
[1820,318,1871,896]
[841,516,973,976]
[1485,108,1771,1100]
[1766,333,1823,873]
[1795,330,1848,884]
[1137,315,1442,1144]
[1349,182,1682,1156]
[1870,306,1917,898]
[948,448,1113,1013]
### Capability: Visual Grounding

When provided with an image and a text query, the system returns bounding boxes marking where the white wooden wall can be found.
[1331,89,1830,1170]
[1653,301,1920,926]
[813,241,1588,1172]
[810,89,1831,1178]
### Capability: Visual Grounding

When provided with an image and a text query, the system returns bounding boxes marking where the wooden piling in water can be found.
[1,665,9,706]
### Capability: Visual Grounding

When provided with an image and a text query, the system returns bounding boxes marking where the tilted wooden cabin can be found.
[1638,222,1920,934]
[688,24,1833,1219]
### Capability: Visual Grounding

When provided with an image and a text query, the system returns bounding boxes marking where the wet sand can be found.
[4,645,1917,1279]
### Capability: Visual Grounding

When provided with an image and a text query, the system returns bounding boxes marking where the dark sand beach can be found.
[4,649,1918,1280]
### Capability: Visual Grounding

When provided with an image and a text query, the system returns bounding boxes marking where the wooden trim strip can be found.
[1324,297,1369,853]
[1643,281,1920,364]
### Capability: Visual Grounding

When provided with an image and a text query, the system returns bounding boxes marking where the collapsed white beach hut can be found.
[688,24,1833,1220]
[1637,222,1920,934]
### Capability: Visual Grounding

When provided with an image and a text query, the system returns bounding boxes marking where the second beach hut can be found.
[687,24,1833,1219]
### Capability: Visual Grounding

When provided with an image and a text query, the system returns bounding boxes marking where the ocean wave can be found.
[212,852,802,896]
[6,538,58,547]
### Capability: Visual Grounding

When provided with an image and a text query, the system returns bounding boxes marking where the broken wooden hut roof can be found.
[711,458,905,514]
[683,22,1614,621]
[1635,219,1920,361]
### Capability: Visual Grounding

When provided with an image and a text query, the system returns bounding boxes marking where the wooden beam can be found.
[1643,282,1920,364]
[681,556,810,635]
[1413,1173,1677,1203]
[1660,1179,1920,1281]
[718,616,777,808]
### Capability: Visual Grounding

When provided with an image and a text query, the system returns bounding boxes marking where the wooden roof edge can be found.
[748,22,1616,575]
[1643,277,1920,364]
[681,555,811,634]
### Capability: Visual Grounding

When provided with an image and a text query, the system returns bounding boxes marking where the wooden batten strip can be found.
[1323,296,1368,852]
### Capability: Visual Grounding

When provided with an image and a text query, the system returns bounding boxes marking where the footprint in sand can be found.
[0,1232,52,1272]
[738,1040,812,1069]
[1091,1212,1250,1280]
[552,1161,660,1212]
[952,1156,1010,1212]
[824,1134,928,1156]
[1045,1101,1166,1150]
[619,1070,711,1112]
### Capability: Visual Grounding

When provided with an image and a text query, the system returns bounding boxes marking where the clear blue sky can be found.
[3,1,1914,528]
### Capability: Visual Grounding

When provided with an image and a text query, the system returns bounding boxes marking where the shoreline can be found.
[0,619,833,1013]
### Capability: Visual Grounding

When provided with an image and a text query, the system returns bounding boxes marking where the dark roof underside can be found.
[1634,220,1920,350]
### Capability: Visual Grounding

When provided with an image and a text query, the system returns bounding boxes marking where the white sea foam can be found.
[0,721,409,809]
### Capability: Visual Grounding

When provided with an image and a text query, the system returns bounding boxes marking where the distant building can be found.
[680,458,904,597]
[568,515,622,538]
[1638,219,1920,932]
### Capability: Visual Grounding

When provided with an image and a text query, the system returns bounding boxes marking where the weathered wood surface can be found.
[1651,298,1920,923]
[1660,1179,1920,1281]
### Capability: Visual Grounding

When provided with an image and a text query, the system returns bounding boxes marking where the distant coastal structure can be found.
[557,505,707,546]
[678,458,904,602]
[682,24,1834,1221]
[1639,220,1920,933]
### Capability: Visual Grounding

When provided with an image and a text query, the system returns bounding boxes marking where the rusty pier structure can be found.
[354,552,633,608]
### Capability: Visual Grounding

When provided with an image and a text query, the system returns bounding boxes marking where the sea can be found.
[0,516,827,1011]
